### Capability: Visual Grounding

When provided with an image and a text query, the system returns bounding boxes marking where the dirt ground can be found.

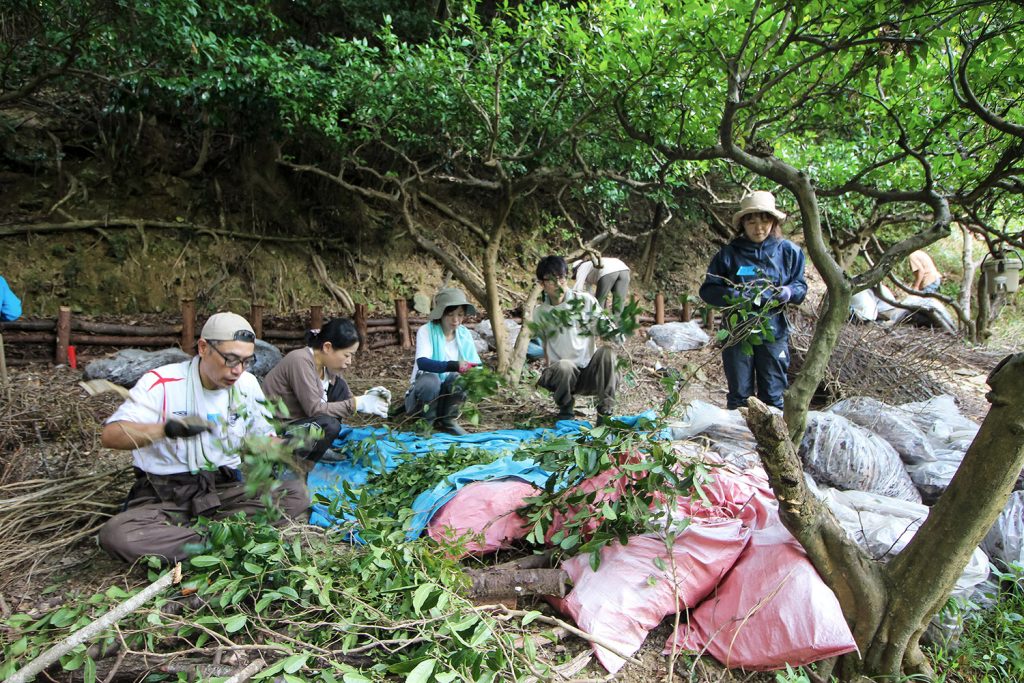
[0,321,1008,682]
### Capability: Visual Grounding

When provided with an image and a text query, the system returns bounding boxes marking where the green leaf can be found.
[281,653,309,674]
[521,610,542,626]
[190,555,222,568]
[405,658,436,683]
[412,583,434,614]
[83,656,97,683]
[601,502,617,520]
[224,614,247,633]
[342,673,373,683]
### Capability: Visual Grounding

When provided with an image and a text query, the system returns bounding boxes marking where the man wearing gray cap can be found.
[98,312,309,564]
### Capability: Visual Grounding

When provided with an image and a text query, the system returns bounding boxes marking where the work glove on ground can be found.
[164,416,214,439]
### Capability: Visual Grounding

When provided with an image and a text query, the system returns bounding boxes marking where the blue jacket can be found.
[0,276,21,322]
[699,236,807,338]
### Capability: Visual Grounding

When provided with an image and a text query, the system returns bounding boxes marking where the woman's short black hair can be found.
[305,317,360,349]
[442,304,467,318]
[536,255,568,281]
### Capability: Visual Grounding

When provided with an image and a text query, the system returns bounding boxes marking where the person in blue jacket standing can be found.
[0,276,22,321]
[699,191,807,410]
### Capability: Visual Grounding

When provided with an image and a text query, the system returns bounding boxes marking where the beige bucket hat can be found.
[428,288,478,321]
[732,191,787,229]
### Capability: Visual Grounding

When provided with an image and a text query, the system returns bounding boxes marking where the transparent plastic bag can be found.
[898,394,980,451]
[669,400,761,469]
[808,479,988,596]
[800,411,921,503]
[982,490,1024,568]
[829,396,936,465]
[646,321,710,352]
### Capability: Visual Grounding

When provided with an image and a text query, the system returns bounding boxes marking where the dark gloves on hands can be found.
[165,416,214,439]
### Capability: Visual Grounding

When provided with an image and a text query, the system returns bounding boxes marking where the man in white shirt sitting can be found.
[98,312,309,564]
[533,256,618,422]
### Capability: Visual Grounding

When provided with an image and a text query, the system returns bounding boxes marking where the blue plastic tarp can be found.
[307,411,661,539]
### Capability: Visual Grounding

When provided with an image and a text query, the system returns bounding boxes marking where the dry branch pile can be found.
[790,318,968,405]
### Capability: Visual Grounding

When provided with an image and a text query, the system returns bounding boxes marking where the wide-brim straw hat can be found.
[732,190,787,229]
[428,288,478,321]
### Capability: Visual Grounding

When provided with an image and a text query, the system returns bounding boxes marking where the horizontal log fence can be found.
[0,294,708,367]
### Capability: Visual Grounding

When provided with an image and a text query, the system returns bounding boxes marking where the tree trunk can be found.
[959,224,975,324]
[975,269,991,341]
[506,282,542,386]
[487,188,513,375]
[745,353,1024,680]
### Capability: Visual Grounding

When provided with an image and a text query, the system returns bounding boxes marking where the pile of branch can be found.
[789,318,954,404]
[0,468,132,585]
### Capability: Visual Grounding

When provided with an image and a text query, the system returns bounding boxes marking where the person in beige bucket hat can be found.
[405,287,483,435]
[731,190,787,232]
[700,191,807,410]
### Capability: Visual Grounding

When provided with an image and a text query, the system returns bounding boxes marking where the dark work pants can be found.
[595,271,631,313]
[282,377,350,462]
[722,337,790,410]
[405,374,466,422]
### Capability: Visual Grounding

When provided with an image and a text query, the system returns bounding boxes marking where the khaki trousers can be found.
[538,346,617,415]
[99,469,309,565]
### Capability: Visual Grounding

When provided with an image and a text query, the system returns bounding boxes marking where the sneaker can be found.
[434,419,468,436]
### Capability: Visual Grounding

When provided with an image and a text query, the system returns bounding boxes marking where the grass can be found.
[929,563,1024,683]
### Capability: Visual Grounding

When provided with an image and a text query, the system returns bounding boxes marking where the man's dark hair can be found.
[536,255,568,281]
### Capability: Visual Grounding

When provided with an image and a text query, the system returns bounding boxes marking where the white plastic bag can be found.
[982,490,1024,568]
[828,396,936,465]
[898,395,980,451]
[474,318,522,349]
[808,479,989,597]
[669,400,761,469]
[850,290,879,322]
[647,322,710,352]
[800,412,922,503]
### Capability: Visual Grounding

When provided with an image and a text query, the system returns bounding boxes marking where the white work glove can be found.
[365,385,392,403]
[355,387,390,418]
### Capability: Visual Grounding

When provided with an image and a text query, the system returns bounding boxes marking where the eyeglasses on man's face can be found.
[209,343,257,370]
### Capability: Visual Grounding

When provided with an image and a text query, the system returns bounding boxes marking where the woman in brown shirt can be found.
[263,318,390,462]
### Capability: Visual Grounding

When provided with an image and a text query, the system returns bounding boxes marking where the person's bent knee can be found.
[593,346,617,366]
[276,481,311,522]
[316,415,343,442]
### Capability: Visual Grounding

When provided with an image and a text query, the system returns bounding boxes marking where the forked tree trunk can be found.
[746,353,1024,681]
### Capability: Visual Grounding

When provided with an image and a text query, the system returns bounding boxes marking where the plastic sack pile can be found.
[307,393,1007,674]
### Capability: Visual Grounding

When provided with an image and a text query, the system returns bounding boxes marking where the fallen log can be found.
[466,567,570,599]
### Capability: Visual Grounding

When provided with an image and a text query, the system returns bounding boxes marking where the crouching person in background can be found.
[98,312,309,565]
[263,318,390,463]
[533,255,618,422]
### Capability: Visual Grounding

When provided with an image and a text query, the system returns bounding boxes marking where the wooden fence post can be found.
[654,293,665,325]
[56,306,71,365]
[395,298,411,348]
[250,304,264,339]
[181,299,195,354]
[681,294,691,323]
[354,304,368,348]
[309,305,323,332]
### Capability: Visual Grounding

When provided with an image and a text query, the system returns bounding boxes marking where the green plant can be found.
[0,514,549,682]
[927,563,1024,683]
[515,377,709,568]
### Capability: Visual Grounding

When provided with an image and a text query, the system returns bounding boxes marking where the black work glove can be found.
[164,416,214,439]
